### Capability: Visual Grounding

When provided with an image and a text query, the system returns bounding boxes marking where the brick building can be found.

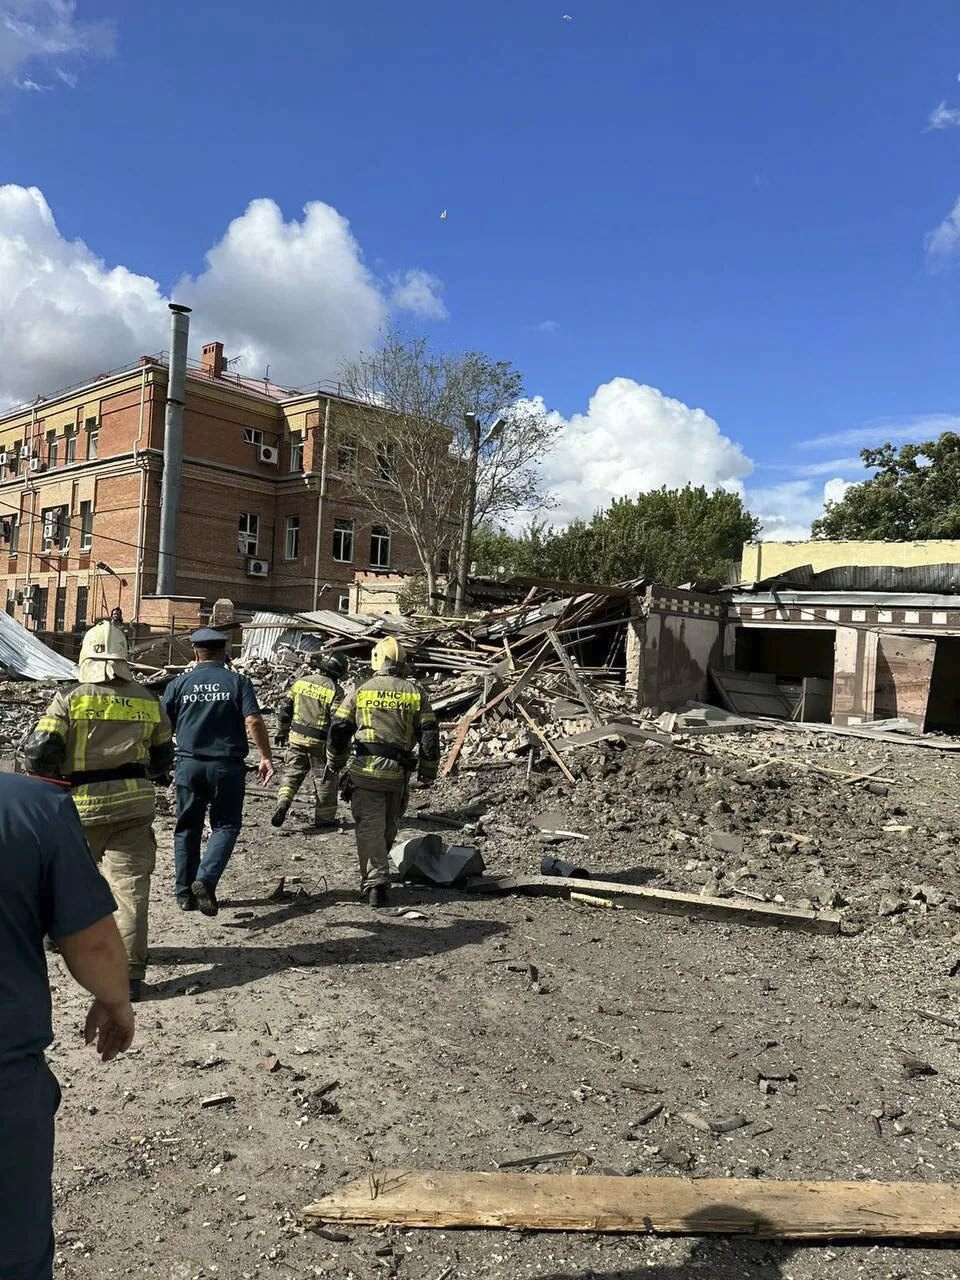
[0,342,426,642]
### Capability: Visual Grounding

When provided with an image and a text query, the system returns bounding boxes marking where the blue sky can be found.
[4,0,960,535]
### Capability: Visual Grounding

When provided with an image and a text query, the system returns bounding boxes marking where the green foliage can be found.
[812,432,960,540]
[472,486,760,585]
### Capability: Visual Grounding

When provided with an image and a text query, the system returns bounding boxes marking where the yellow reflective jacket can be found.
[327,674,439,790]
[23,678,173,826]
[277,674,340,749]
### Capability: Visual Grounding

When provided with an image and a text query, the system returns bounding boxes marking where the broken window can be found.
[332,518,354,563]
[243,427,263,446]
[284,515,300,560]
[238,512,260,556]
[289,434,304,472]
[41,505,68,552]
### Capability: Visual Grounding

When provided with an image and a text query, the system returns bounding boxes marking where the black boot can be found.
[271,802,290,828]
[191,879,219,917]
[367,884,388,909]
[129,978,143,1003]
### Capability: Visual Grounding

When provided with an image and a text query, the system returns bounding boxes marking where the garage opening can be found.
[924,636,960,731]
[732,627,836,722]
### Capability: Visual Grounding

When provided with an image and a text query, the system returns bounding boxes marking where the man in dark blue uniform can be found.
[0,772,135,1280]
[162,628,275,917]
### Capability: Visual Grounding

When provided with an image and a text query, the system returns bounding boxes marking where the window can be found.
[370,524,391,568]
[332,518,354,563]
[79,501,93,550]
[66,431,77,464]
[243,427,263,446]
[87,422,99,460]
[337,435,358,474]
[9,517,18,555]
[75,586,88,632]
[5,590,13,617]
[47,437,58,469]
[375,441,396,483]
[289,434,304,472]
[34,587,48,630]
[41,505,68,552]
[284,515,300,560]
[238,512,259,556]
[9,442,20,472]
[337,592,350,613]
[54,586,66,634]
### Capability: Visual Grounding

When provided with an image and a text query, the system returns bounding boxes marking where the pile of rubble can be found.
[0,679,57,760]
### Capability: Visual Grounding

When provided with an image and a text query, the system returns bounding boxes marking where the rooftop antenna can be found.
[263,364,270,385]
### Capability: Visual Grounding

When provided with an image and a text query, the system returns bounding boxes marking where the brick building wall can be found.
[0,346,434,635]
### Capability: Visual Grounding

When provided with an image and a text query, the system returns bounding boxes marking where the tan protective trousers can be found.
[277,745,339,823]
[84,818,157,980]
[350,784,407,890]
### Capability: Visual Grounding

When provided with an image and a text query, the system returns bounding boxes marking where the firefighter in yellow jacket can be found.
[327,637,439,907]
[271,651,348,828]
[23,621,173,1002]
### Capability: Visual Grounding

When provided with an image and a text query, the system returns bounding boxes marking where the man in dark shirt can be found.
[162,629,274,917]
[0,772,135,1280]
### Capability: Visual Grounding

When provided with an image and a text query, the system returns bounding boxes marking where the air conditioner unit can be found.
[42,519,57,542]
[30,456,44,472]
[22,601,33,616]
[0,453,8,468]
[23,584,37,602]
[246,557,269,577]
[258,444,279,466]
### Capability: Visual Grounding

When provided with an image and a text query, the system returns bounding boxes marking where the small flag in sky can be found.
[440,210,447,220]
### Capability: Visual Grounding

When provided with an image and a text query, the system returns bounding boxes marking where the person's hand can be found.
[258,757,275,784]
[84,999,135,1062]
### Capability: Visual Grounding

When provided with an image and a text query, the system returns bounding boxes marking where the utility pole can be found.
[454,412,505,616]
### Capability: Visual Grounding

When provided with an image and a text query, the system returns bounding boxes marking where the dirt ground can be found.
[45,723,960,1280]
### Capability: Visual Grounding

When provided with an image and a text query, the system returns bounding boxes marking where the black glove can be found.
[338,773,354,802]
[274,730,288,748]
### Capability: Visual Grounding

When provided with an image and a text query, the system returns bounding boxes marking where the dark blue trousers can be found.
[173,758,246,902]
[0,1056,60,1279]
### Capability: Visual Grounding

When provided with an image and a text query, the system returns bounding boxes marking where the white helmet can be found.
[79,621,129,665]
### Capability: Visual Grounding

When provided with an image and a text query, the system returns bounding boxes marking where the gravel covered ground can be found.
[40,721,960,1280]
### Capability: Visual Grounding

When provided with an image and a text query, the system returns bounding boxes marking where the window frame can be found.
[243,427,264,447]
[289,434,304,472]
[370,524,391,569]
[87,424,99,460]
[79,500,93,551]
[53,585,67,634]
[238,512,260,557]
[375,441,397,484]
[74,585,88,632]
[40,505,68,553]
[284,514,301,561]
[337,435,358,474]
[47,436,58,470]
[65,431,77,464]
[332,517,355,564]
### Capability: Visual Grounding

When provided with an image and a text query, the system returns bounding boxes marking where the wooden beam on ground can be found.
[515,702,577,785]
[546,631,602,727]
[464,874,841,935]
[301,1171,960,1239]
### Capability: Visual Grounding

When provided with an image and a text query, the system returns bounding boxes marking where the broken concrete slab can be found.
[389,833,485,886]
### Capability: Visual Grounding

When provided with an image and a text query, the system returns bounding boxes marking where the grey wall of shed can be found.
[626,603,725,708]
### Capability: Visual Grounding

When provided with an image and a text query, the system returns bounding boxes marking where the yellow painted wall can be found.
[741,540,960,585]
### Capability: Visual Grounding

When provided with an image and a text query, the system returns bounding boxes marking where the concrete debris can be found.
[389,833,485,886]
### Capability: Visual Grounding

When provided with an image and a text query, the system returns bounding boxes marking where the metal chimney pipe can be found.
[156,303,191,596]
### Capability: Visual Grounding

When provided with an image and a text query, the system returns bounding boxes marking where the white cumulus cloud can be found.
[0,0,115,89]
[388,268,447,319]
[534,378,754,525]
[0,186,447,407]
[745,478,850,541]
[928,100,960,129]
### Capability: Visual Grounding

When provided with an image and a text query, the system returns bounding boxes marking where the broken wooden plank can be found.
[546,631,602,727]
[552,722,674,750]
[301,1170,960,1239]
[464,874,841,935]
[515,702,577,784]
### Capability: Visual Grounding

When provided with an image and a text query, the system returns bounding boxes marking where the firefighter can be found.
[23,621,173,1002]
[327,637,439,907]
[272,651,349,829]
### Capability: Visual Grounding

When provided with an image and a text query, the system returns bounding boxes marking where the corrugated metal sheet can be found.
[754,563,960,594]
[240,610,409,661]
[0,613,79,680]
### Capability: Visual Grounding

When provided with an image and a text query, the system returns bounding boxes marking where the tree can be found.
[337,330,558,612]
[472,486,760,586]
[812,432,960,540]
